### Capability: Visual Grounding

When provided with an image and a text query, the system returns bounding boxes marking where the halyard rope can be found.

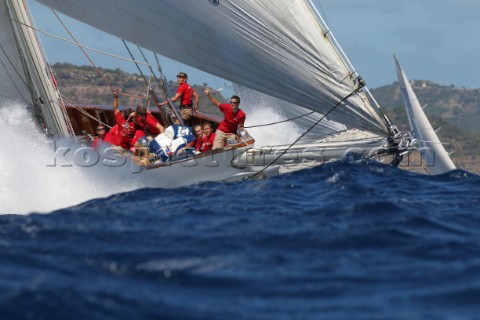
[244,111,315,128]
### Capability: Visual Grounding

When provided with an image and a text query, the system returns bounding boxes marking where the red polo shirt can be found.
[201,132,216,152]
[177,82,193,106]
[217,103,245,134]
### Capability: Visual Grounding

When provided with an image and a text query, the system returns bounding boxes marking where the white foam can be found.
[0,101,145,215]
[235,88,304,147]
[245,105,303,147]
[233,84,344,147]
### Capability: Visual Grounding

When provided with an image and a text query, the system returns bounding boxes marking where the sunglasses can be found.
[177,75,186,79]
[230,101,239,105]
[96,128,106,131]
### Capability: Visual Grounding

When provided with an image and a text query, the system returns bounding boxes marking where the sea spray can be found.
[0,102,146,214]
[234,84,344,146]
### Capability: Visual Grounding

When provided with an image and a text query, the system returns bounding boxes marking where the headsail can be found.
[0,2,31,104]
[394,55,456,174]
[37,0,389,135]
[1,0,72,137]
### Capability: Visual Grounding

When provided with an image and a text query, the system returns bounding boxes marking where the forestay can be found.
[37,0,389,135]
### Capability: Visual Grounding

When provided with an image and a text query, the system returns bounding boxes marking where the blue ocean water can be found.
[1,162,480,320]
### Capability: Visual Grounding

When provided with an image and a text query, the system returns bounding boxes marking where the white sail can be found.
[0,2,31,104]
[37,0,389,135]
[0,0,71,137]
[394,56,456,174]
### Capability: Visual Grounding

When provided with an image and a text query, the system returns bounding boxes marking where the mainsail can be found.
[394,55,456,174]
[0,0,71,137]
[37,0,389,136]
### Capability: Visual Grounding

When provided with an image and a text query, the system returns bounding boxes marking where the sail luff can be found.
[394,55,455,174]
[37,0,389,135]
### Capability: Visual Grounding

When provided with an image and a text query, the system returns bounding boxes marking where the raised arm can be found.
[113,90,119,114]
[193,90,200,112]
[204,88,220,108]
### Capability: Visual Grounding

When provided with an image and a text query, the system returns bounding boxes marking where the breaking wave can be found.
[0,101,146,214]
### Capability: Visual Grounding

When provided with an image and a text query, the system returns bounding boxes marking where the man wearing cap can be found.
[204,88,246,149]
[157,72,199,124]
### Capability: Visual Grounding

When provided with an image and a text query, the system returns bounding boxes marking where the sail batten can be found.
[37,0,388,135]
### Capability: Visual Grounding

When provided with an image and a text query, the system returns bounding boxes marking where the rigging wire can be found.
[120,42,165,103]
[135,46,184,124]
[136,45,165,94]
[50,9,149,136]
[244,111,315,129]
[0,43,29,88]
[122,40,149,86]
[245,85,364,181]
[52,11,146,101]
[0,46,30,105]
[44,11,148,129]
[60,94,112,129]
[153,52,173,99]
[0,10,151,67]
[51,10,114,92]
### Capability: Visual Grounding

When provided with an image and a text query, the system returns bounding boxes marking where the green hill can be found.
[371,81,480,172]
[51,63,223,117]
[372,80,480,133]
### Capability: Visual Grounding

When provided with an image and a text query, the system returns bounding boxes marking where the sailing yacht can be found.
[394,55,456,175]
[1,0,416,187]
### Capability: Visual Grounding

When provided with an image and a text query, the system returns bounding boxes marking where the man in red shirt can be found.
[157,72,199,124]
[204,88,246,149]
[92,125,109,149]
[136,105,165,136]
[191,124,204,151]
[201,121,216,152]
[104,125,117,145]
[112,90,138,151]
[183,124,203,154]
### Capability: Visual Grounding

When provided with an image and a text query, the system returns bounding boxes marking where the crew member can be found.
[157,72,199,124]
[204,88,246,149]
[201,121,215,152]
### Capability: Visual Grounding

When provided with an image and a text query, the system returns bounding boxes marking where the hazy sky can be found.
[316,0,480,89]
[28,0,479,89]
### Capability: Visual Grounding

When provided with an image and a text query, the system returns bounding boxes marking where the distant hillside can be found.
[51,63,223,117]
[372,80,480,134]
[371,81,480,172]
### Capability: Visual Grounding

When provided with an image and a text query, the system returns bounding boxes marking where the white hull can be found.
[124,146,280,188]
[236,137,386,167]
[60,135,386,189]
[135,137,385,188]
